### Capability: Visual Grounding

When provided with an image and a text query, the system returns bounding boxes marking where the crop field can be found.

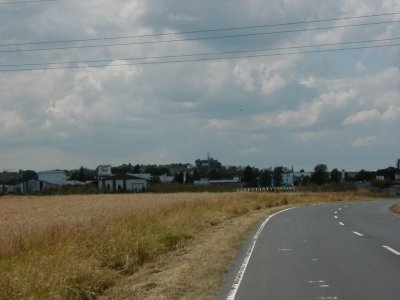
[0,191,381,299]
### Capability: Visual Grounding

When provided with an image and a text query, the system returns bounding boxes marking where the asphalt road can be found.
[220,199,400,300]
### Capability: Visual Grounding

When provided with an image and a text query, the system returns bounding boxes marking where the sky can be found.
[0,0,399,172]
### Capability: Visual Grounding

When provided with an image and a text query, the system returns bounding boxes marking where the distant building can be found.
[159,174,175,183]
[37,170,66,190]
[282,173,294,186]
[98,174,150,192]
[394,173,400,184]
[128,173,152,181]
[96,165,112,179]
[282,171,312,187]
[194,178,241,185]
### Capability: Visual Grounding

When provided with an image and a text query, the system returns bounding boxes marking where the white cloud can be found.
[205,119,235,130]
[0,0,399,171]
[343,106,400,125]
[253,89,358,128]
[299,76,318,88]
[382,105,400,122]
[343,109,381,126]
[352,136,377,147]
[167,13,199,22]
[356,61,367,73]
[295,131,328,142]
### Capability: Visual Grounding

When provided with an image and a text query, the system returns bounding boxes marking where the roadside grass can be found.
[0,192,382,299]
[391,203,400,214]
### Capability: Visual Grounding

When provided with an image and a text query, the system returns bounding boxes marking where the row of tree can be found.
[1,159,399,187]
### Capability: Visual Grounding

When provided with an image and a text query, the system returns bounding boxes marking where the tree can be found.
[78,166,86,182]
[330,168,342,184]
[355,169,375,182]
[208,169,221,180]
[259,169,272,186]
[273,167,284,187]
[243,166,256,187]
[174,171,184,184]
[192,169,200,181]
[311,164,328,185]
[133,164,141,173]
[19,170,37,181]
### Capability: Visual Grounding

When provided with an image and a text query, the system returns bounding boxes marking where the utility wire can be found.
[0,11,399,47]
[1,19,400,53]
[1,43,398,72]
[0,0,56,4]
[1,37,399,69]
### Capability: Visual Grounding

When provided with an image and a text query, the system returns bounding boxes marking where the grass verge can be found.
[0,192,382,299]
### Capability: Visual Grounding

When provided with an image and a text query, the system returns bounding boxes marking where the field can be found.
[0,191,382,299]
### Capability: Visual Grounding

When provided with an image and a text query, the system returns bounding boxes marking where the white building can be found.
[282,173,294,186]
[99,174,150,192]
[96,165,112,179]
[37,170,66,190]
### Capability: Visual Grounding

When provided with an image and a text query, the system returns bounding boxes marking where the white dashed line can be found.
[334,216,338,219]
[338,222,345,226]
[382,245,400,256]
[353,231,364,237]
[278,248,292,251]
[307,280,325,283]
[334,211,337,214]
[338,208,342,211]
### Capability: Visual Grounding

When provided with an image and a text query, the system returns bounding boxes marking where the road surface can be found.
[220,199,400,300]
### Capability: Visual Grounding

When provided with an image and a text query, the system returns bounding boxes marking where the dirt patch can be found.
[391,203,400,214]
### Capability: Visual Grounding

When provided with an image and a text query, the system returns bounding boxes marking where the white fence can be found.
[237,187,296,193]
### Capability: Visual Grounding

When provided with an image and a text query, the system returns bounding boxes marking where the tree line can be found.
[1,158,399,188]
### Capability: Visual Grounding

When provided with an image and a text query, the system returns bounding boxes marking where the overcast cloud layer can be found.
[0,0,399,171]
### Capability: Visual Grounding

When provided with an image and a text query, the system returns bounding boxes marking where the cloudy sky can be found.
[0,0,399,172]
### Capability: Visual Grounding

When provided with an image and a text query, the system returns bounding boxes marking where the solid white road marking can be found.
[338,222,345,226]
[382,245,400,256]
[225,207,296,300]
[353,231,364,237]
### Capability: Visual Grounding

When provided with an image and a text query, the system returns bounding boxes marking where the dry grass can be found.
[391,203,400,214]
[0,191,381,299]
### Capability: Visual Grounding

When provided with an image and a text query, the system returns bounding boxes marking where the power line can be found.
[1,19,400,54]
[1,43,398,72]
[0,0,56,4]
[1,37,399,69]
[0,11,399,47]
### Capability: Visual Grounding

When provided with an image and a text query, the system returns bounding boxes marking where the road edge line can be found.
[226,207,296,300]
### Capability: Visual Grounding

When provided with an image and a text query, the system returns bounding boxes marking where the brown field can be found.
[0,191,382,299]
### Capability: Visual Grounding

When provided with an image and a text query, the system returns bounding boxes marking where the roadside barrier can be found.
[237,187,296,193]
